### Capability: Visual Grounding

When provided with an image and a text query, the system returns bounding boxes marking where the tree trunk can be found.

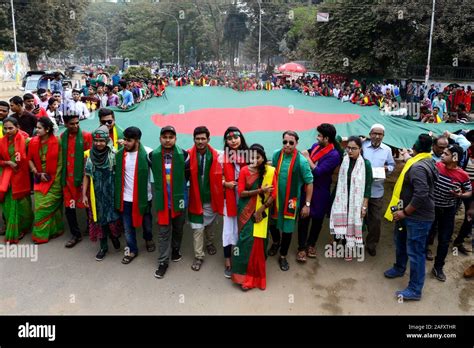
[28,54,38,70]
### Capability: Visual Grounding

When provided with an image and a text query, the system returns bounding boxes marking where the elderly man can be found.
[362,124,395,256]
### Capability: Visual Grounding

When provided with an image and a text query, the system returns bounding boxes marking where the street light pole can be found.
[156,10,180,70]
[91,22,108,64]
[425,0,436,86]
[257,0,262,79]
[10,0,19,84]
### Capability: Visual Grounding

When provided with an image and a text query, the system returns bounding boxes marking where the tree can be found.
[298,0,474,76]
[223,4,249,70]
[3,0,88,68]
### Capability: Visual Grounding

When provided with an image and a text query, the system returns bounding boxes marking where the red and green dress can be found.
[232,165,277,290]
[29,135,64,244]
[61,129,92,209]
[0,130,33,243]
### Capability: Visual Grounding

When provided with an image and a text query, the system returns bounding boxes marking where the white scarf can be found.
[329,153,365,247]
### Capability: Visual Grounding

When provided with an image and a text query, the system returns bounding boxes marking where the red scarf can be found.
[223,156,247,217]
[310,143,335,163]
[28,135,59,195]
[0,130,30,200]
[188,145,224,217]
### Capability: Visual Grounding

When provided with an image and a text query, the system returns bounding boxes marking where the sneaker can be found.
[224,267,232,279]
[95,249,107,261]
[395,288,421,301]
[268,243,280,256]
[426,249,434,261]
[431,267,446,282]
[171,249,182,262]
[279,257,290,271]
[154,263,168,279]
[384,267,405,278]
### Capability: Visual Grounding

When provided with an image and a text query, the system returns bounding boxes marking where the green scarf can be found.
[115,144,149,227]
[151,145,185,213]
[199,148,212,204]
[61,129,84,187]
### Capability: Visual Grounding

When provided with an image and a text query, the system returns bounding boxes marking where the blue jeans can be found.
[122,201,153,255]
[393,218,433,297]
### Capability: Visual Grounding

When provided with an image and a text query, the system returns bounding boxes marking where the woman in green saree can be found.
[232,144,277,291]
[0,117,33,243]
[28,117,64,244]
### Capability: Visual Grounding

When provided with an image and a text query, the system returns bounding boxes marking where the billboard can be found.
[0,51,31,82]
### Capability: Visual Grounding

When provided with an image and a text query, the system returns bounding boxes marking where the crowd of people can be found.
[0,91,473,297]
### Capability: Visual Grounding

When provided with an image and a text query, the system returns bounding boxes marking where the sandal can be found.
[296,250,307,263]
[191,258,203,271]
[146,240,156,252]
[121,253,137,264]
[65,237,82,248]
[307,246,317,258]
[268,243,280,256]
[206,243,217,255]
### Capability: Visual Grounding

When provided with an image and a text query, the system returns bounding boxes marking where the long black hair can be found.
[37,116,55,136]
[250,143,267,179]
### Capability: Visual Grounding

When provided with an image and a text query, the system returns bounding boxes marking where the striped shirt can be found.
[434,162,471,207]
[465,157,474,188]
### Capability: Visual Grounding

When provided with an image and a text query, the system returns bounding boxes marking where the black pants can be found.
[365,197,384,250]
[224,245,232,258]
[65,207,81,239]
[431,206,457,271]
[297,216,324,251]
[454,197,472,245]
[270,225,292,257]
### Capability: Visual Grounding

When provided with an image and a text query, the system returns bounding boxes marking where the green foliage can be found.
[2,0,88,67]
[122,66,153,80]
[295,0,474,76]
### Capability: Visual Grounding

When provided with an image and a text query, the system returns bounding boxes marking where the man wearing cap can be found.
[149,126,190,278]
[362,124,395,256]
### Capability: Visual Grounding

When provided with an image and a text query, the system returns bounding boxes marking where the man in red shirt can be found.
[62,114,93,248]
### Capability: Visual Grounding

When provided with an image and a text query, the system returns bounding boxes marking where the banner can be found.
[0,51,30,82]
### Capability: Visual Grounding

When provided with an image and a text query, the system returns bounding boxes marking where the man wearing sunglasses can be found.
[268,130,313,271]
[36,88,50,110]
[98,108,124,150]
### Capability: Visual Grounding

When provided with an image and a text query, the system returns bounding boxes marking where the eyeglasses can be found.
[100,120,114,125]
[346,146,360,152]
[283,140,295,146]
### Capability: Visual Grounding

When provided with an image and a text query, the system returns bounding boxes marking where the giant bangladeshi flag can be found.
[73,86,474,152]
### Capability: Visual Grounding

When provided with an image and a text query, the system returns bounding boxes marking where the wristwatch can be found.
[305,201,311,207]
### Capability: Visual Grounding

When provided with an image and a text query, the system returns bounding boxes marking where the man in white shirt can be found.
[332,84,341,99]
[115,126,155,264]
[67,89,90,120]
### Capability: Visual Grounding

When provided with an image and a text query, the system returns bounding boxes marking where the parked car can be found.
[21,71,72,93]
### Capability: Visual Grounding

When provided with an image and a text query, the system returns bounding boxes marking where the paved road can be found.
[1,208,472,315]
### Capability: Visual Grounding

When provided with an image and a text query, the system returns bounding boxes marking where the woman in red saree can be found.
[232,144,276,291]
[0,117,33,243]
